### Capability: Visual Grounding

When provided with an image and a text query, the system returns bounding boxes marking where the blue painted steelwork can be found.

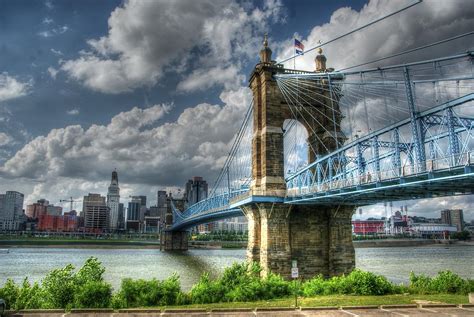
[169,53,474,231]
[285,94,474,204]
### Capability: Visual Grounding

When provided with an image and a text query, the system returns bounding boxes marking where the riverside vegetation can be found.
[0,257,473,310]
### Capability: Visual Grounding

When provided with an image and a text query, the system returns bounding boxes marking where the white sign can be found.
[291,267,299,278]
[292,260,297,268]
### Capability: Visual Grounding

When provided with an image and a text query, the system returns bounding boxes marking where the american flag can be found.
[294,39,304,55]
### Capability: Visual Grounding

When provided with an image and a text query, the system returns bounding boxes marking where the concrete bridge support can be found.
[162,230,188,251]
[244,203,354,279]
[244,37,355,279]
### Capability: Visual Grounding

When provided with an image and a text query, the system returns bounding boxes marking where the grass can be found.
[155,294,469,310]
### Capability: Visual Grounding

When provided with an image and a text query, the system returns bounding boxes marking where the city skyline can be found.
[1,0,474,220]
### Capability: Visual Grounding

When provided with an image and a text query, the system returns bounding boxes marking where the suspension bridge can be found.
[170,50,474,226]
[164,28,474,278]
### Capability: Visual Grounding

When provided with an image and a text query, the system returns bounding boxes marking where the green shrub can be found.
[262,273,291,299]
[0,279,19,310]
[345,269,394,295]
[111,293,127,310]
[189,273,224,304]
[42,264,76,308]
[14,278,45,310]
[302,275,326,296]
[302,270,396,296]
[74,281,112,308]
[118,274,181,307]
[75,257,106,286]
[409,270,472,295]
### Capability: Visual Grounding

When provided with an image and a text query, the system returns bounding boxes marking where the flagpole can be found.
[293,36,296,70]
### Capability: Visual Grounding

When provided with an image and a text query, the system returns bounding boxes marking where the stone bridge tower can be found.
[242,36,355,279]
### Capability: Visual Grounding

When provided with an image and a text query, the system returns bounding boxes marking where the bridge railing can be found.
[287,151,474,197]
[286,92,474,198]
[171,188,249,227]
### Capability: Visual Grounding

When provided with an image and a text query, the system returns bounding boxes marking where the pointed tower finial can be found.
[315,40,327,72]
[259,33,272,63]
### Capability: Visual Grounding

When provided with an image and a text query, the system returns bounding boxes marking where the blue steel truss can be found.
[285,94,474,205]
[170,52,474,231]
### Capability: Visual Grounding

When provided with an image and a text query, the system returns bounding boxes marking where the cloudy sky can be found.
[0,0,473,220]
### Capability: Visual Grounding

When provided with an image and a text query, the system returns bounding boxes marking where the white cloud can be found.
[275,0,474,71]
[47,67,59,79]
[0,87,251,209]
[38,25,69,38]
[66,108,79,115]
[50,48,63,56]
[61,0,283,94]
[0,133,12,147]
[42,17,54,24]
[45,0,53,10]
[0,73,31,103]
[177,65,244,93]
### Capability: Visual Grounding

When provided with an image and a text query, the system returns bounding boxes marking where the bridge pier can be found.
[243,203,354,279]
[162,230,188,251]
[243,205,261,262]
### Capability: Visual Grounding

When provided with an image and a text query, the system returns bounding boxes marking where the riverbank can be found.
[0,239,162,248]
[1,238,472,249]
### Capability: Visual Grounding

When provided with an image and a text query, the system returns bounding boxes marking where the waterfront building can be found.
[26,199,62,220]
[47,205,62,216]
[37,214,78,232]
[107,170,121,230]
[411,223,457,238]
[157,190,167,224]
[117,203,125,230]
[184,177,208,206]
[25,199,49,218]
[214,216,248,233]
[83,193,109,232]
[184,177,208,233]
[126,197,143,232]
[0,191,25,231]
[352,219,385,236]
[441,209,464,232]
[127,200,140,221]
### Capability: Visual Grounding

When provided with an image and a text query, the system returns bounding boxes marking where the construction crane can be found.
[60,197,82,212]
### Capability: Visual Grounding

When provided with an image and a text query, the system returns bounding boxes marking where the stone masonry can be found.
[243,36,355,279]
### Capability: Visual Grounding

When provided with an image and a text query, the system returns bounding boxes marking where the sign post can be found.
[291,260,299,308]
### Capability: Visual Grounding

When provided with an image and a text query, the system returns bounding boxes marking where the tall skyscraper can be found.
[117,203,125,229]
[83,193,109,231]
[0,191,25,230]
[184,176,208,206]
[441,209,464,232]
[107,170,120,230]
[157,190,167,225]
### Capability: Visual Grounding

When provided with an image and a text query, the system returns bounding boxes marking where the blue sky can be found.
[0,0,473,219]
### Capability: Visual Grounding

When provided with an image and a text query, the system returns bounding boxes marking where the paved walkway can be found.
[8,305,474,317]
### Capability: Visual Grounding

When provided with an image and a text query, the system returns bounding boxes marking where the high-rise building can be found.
[441,209,464,232]
[0,191,25,230]
[26,199,49,219]
[117,203,125,229]
[26,199,62,218]
[185,177,208,206]
[127,201,141,221]
[156,190,167,228]
[107,170,120,230]
[46,205,63,216]
[83,193,109,231]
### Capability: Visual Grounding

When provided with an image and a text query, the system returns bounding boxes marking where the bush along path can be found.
[0,257,473,311]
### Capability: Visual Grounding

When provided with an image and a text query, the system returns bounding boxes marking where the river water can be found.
[1,245,473,290]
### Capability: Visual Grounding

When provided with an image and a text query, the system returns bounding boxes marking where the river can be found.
[1,245,473,290]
